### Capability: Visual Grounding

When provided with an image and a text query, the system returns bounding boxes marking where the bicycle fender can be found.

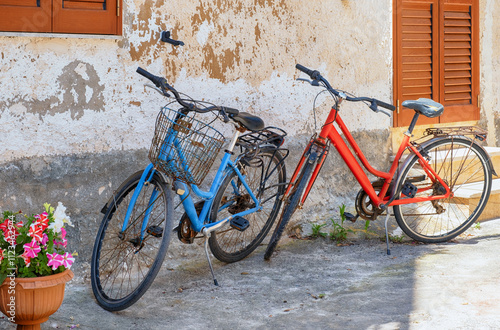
[411,135,497,176]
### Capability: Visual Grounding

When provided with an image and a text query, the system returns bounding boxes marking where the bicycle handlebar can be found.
[136,67,164,88]
[136,67,240,121]
[295,63,396,113]
[137,67,200,112]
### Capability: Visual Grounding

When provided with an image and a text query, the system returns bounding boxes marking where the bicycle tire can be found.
[393,137,492,243]
[208,148,286,263]
[264,157,314,260]
[91,170,173,311]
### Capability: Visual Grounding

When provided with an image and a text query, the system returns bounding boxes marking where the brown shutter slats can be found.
[400,3,435,111]
[63,0,105,10]
[0,0,38,6]
[0,0,121,34]
[53,0,118,34]
[394,0,479,126]
[0,0,51,32]
[443,6,472,106]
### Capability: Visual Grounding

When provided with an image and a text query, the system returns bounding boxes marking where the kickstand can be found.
[384,212,391,255]
[204,235,219,286]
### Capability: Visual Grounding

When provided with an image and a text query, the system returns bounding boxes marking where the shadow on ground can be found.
[2,219,500,329]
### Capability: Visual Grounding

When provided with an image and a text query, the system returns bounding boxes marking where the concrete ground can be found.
[1,219,500,330]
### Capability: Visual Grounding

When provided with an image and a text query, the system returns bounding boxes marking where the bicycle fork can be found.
[285,138,329,208]
[121,164,158,250]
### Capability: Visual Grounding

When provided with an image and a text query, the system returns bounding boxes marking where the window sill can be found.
[0,32,122,40]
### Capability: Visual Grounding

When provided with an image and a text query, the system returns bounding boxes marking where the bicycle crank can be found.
[355,180,387,221]
[176,201,204,244]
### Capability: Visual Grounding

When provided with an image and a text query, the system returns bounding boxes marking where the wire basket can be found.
[149,106,225,185]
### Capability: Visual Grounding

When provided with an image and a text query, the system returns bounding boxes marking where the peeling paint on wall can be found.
[0,0,396,164]
[9,60,105,120]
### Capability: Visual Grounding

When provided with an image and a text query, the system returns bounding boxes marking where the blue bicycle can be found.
[90,66,288,311]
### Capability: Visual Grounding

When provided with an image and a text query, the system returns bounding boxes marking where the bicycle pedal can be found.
[402,182,418,198]
[230,216,249,232]
[147,225,163,237]
[343,212,358,223]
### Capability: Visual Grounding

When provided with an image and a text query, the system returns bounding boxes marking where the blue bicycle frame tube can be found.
[177,152,262,233]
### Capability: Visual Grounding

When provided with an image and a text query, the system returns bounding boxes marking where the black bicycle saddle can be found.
[402,98,444,118]
[230,112,265,131]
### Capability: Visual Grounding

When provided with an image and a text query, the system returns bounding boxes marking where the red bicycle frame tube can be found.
[292,106,451,208]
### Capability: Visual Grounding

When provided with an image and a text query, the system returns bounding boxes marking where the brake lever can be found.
[379,109,392,117]
[219,108,230,123]
[296,78,320,86]
[369,100,391,117]
[161,87,171,98]
[145,84,170,97]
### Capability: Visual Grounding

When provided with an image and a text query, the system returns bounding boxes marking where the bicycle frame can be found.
[120,128,262,240]
[287,106,452,210]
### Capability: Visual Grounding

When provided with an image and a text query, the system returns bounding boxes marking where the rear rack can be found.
[423,126,487,142]
[236,127,287,150]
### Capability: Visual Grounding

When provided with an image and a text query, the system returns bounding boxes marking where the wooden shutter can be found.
[0,0,51,32]
[394,0,479,127]
[439,0,479,122]
[395,0,439,127]
[52,0,120,35]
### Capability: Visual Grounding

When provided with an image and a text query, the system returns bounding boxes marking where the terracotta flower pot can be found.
[0,269,74,330]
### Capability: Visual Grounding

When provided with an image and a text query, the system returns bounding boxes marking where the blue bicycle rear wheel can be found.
[209,148,286,263]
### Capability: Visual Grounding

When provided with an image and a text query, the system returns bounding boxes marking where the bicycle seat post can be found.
[405,112,420,137]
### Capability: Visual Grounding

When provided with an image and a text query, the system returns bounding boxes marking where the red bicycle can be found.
[264,64,494,259]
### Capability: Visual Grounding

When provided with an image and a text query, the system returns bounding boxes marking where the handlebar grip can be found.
[136,67,162,87]
[295,64,321,80]
[375,100,396,111]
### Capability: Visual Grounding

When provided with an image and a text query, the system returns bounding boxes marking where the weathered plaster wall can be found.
[0,0,393,275]
[480,0,500,146]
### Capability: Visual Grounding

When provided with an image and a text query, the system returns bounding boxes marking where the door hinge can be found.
[117,0,120,16]
[397,99,400,114]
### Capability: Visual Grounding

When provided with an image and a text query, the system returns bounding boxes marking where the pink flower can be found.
[23,240,41,258]
[54,238,67,248]
[41,233,49,246]
[54,228,68,248]
[47,252,64,270]
[0,249,4,262]
[60,252,75,269]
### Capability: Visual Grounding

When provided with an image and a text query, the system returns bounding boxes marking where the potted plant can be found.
[0,203,76,330]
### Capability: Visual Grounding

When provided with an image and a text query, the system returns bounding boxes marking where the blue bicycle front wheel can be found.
[91,170,173,311]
